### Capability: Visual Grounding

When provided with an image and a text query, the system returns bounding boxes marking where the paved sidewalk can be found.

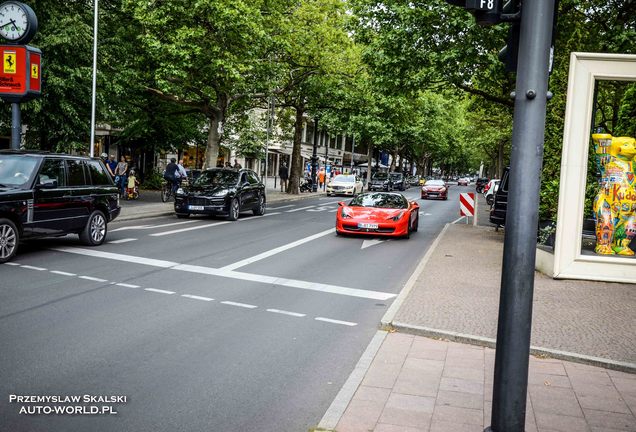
[326,332,636,432]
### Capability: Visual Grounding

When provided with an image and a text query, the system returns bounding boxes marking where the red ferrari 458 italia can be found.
[335,192,419,238]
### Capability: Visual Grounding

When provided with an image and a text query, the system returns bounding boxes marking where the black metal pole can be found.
[486,0,555,431]
[311,117,318,192]
[11,103,21,150]
[324,134,329,190]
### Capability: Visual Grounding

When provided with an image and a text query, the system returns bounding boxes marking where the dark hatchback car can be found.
[174,168,265,220]
[368,172,393,192]
[389,172,406,191]
[0,151,120,263]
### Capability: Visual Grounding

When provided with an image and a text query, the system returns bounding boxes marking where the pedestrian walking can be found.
[114,156,129,196]
[224,161,232,169]
[279,162,289,192]
[318,167,326,189]
[233,159,242,170]
[101,153,114,178]
[177,159,187,184]
[108,155,118,179]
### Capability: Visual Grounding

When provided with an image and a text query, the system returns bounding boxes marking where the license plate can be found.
[358,223,378,229]
[189,205,204,210]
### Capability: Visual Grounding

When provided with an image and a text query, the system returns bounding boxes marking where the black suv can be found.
[0,151,121,263]
[489,168,509,227]
[389,172,406,191]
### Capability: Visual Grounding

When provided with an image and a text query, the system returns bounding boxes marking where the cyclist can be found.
[163,158,180,194]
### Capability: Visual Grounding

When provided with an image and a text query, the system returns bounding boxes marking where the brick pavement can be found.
[333,332,636,432]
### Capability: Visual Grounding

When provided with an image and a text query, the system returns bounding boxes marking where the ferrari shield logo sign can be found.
[4,51,16,74]
[31,63,38,79]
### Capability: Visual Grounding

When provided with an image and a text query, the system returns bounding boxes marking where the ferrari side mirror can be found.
[338,201,345,206]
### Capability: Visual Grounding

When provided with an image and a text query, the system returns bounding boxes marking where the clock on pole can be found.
[0,1,41,150]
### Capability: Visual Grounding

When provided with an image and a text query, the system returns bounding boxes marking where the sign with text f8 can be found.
[0,44,41,102]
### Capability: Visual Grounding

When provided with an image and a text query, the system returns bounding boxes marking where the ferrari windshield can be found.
[333,175,354,183]
[194,169,239,186]
[0,154,39,188]
[349,193,408,209]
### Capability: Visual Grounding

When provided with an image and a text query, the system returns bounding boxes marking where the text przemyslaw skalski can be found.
[9,395,127,404]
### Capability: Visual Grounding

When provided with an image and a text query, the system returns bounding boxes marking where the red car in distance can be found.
[457,178,470,186]
[336,192,419,239]
[421,179,448,200]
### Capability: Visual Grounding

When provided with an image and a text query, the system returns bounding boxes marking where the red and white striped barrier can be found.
[459,192,475,217]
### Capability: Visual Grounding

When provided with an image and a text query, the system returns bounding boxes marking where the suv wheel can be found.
[227,198,240,221]
[80,210,107,246]
[253,194,266,216]
[0,218,19,263]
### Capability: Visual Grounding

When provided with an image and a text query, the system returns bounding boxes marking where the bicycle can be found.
[161,179,178,202]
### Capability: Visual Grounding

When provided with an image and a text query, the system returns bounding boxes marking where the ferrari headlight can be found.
[341,208,353,219]
[389,211,405,221]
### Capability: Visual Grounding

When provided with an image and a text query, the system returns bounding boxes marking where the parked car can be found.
[484,179,500,206]
[368,172,393,191]
[476,177,489,193]
[0,151,121,263]
[457,177,470,186]
[326,174,364,197]
[174,168,265,220]
[421,179,448,200]
[490,168,509,226]
[389,172,406,191]
[407,175,420,186]
[336,192,419,239]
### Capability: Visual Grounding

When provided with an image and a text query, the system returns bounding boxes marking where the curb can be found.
[316,330,388,431]
[386,322,636,374]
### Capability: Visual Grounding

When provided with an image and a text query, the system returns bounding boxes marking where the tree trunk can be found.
[497,138,505,179]
[204,113,223,169]
[389,150,397,172]
[366,141,373,188]
[288,106,304,194]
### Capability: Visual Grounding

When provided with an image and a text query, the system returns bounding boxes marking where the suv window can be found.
[38,158,67,187]
[67,160,87,186]
[247,171,259,185]
[86,160,111,185]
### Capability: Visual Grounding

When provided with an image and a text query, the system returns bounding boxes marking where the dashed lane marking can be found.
[52,247,397,301]
[109,238,137,244]
[266,309,305,317]
[115,283,140,288]
[285,205,316,213]
[78,276,108,282]
[150,221,232,237]
[238,212,281,221]
[50,270,77,276]
[221,301,258,309]
[4,262,20,266]
[21,265,46,271]
[181,294,214,302]
[315,317,358,327]
[144,288,175,295]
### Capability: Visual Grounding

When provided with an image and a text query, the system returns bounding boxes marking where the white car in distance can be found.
[326,174,364,197]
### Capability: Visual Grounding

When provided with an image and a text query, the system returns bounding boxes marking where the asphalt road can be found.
[0,184,472,432]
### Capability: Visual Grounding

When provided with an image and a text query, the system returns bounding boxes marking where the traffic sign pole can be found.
[485,0,555,431]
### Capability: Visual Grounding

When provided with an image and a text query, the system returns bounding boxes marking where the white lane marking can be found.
[328,209,338,213]
[109,238,137,244]
[50,270,77,276]
[79,276,108,282]
[181,294,214,301]
[238,212,281,221]
[111,220,196,232]
[452,216,465,224]
[267,205,294,210]
[315,317,358,327]
[54,248,178,268]
[150,221,232,237]
[21,265,46,271]
[221,301,257,309]
[361,239,386,250]
[53,248,397,300]
[266,309,306,317]
[144,288,175,295]
[4,262,20,266]
[425,213,432,216]
[285,205,315,212]
[219,228,335,271]
[115,283,140,288]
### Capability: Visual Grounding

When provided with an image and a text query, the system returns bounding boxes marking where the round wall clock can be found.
[0,1,37,44]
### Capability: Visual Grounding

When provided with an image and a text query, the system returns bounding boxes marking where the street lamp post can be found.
[311,117,318,192]
[89,0,98,157]
[324,133,329,190]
